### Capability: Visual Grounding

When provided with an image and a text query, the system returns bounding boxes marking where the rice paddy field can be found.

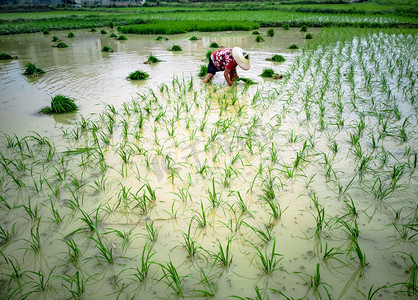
[0,2,417,300]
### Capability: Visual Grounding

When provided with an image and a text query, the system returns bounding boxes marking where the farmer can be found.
[203,47,250,86]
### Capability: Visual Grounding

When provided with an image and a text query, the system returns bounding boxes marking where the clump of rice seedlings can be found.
[23,63,45,76]
[127,70,149,80]
[40,94,78,114]
[67,32,75,38]
[109,22,114,28]
[206,50,214,60]
[259,68,275,78]
[189,36,200,41]
[215,236,233,267]
[160,261,189,297]
[255,35,264,43]
[250,238,283,274]
[198,65,208,77]
[288,44,299,49]
[100,30,107,34]
[238,78,257,85]
[101,46,113,52]
[109,33,117,38]
[53,42,68,48]
[52,36,59,42]
[117,35,127,40]
[155,36,168,41]
[209,42,219,48]
[169,45,182,51]
[300,25,308,32]
[0,53,17,60]
[146,53,161,64]
[42,29,49,34]
[282,23,290,30]
[267,54,285,62]
[90,28,97,32]
[252,30,260,35]
[306,33,314,39]
[267,28,275,37]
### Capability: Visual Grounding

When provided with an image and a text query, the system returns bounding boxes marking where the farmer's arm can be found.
[224,68,233,86]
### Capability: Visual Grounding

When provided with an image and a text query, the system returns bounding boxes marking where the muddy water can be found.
[0,27,314,137]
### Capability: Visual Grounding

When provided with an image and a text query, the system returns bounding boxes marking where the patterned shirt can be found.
[211,48,236,71]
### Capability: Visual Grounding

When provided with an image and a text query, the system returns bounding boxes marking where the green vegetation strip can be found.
[119,20,259,35]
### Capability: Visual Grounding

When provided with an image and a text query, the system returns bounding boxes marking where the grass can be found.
[306,33,314,39]
[23,63,45,76]
[267,54,285,62]
[127,70,149,80]
[40,94,78,114]
[198,65,208,77]
[169,44,182,51]
[267,28,275,37]
[146,53,161,64]
[255,35,265,42]
[260,68,275,78]
[67,31,75,38]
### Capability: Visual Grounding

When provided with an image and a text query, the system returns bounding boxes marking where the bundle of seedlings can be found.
[40,94,77,114]
[127,70,149,80]
[145,53,162,64]
[23,63,45,77]
[266,54,285,62]
[0,53,18,60]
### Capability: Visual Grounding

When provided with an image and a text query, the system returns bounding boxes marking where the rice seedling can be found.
[306,33,313,39]
[255,35,265,43]
[127,70,149,80]
[90,28,97,32]
[215,235,234,267]
[61,270,87,299]
[250,238,283,274]
[40,94,78,114]
[100,29,107,34]
[267,54,285,62]
[282,24,290,30]
[25,219,42,255]
[0,53,17,60]
[169,45,182,51]
[192,265,218,298]
[300,25,308,32]
[145,220,159,242]
[23,63,45,76]
[87,230,114,264]
[198,64,208,77]
[23,267,57,297]
[189,36,200,40]
[67,32,75,38]
[260,68,275,78]
[160,261,190,297]
[297,263,332,300]
[146,53,161,64]
[252,30,260,35]
[109,33,117,37]
[208,178,221,208]
[155,36,168,41]
[130,242,156,283]
[64,236,82,265]
[117,35,127,40]
[245,222,273,245]
[181,218,200,258]
[53,42,68,48]
[101,46,113,52]
[209,42,219,48]
[267,28,275,37]
[349,239,368,277]
[51,36,59,42]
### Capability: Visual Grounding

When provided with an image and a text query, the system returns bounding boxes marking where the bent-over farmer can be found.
[203,47,250,86]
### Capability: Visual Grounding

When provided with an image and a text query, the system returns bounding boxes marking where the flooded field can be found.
[0,27,417,299]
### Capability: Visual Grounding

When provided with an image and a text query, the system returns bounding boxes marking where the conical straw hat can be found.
[232,47,250,70]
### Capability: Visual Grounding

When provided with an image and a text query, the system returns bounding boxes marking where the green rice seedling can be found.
[208,178,221,208]
[88,230,114,264]
[267,54,285,62]
[101,46,113,52]
[260,68,275,78]
[145,220,159,242]
[64,237,82,265]
[209,42,219,48]
[90,28,97,32]
[255,35,265,43]
[215,235,233,267]
[363,284,388,300]
[130,241,156,282]
[23,63,45,76]
[146,53,161,64]
[41,94,78,114]
[391,164,405,188]
[160,261,189,297]
[198,65,208,77]
[182,218,200,258]
[250,238,283,274]
[267,28,275,37]
[117,35,127,40]
[54,42,68,48]
[206,50,214,60]
[0,53,17,60]
[42,29,49,34]
[105,227,135,253]
[169,45,182,51]
[338,219,359,242]
[61,270,87,299]
[156,36,168,41]
[23,195,39,221]
[192,266,218,298]
[306,33,314,39]
[25,219,41,255]
[282,24,290,30]
[288,44,299,49]
[67,32,75,38]
[109,33,117,38]
[194,201,207,228]
[109,22,114,28]
[127,70,149,80]
[371,177,393,201]
[24,267,57,297]
[100,30,107,34]
[0,224,13,246]
[47,197,62,225]
[300,25,308,32]
[322,243,345,265]
[245,223,273,245]
[252,30,260,35]
[52,36,59,42]
[350,239,368,277]
[189,36,200,41]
